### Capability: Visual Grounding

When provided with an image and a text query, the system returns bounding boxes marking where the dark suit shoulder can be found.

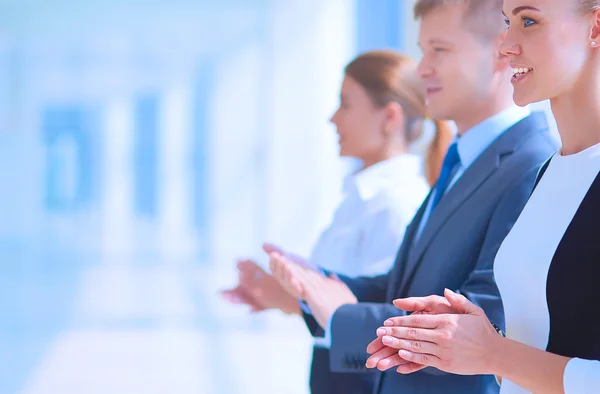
[495,114,558,182]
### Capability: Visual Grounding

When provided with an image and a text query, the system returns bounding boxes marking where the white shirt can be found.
[309,154,429,278]
[494,142,600,394]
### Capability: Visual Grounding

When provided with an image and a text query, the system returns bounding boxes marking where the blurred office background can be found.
[0,1,556,393]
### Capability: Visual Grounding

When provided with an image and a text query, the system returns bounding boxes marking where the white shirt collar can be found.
[456,105,531,169]
[344,154,423,201]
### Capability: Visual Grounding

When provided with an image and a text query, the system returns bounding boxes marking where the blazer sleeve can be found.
[301,272,392,337]
[328,302,408,373]
[341,273,391,303]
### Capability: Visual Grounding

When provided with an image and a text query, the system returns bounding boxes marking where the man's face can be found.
[417,4,504,121]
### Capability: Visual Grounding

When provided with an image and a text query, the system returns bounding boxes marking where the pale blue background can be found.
[0,1,556,393]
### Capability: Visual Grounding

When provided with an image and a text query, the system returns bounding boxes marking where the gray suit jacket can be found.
[305,112,558,394]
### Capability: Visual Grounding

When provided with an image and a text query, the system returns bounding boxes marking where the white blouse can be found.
[494,142,600,394]
[308,154,429,278]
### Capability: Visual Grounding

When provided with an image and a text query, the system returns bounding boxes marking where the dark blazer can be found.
[528,160,600,364]
[304,112,558,394]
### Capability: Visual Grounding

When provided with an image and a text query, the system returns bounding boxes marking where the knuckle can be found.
[438,329,453,343]
[439,316,450,327]
[408,328,418,338]
[441,317,456,331]
[412,315,424,326]
[440,357,453,369]
[447,317,458,328]
[411,340,421,350]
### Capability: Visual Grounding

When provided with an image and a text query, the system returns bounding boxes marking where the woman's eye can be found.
[523,17,536,27]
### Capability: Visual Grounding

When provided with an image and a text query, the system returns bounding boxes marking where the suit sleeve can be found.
[301,272,392,337]
[328,165,542,375]
[301,196,421,336]
[328,302,407,373]
[340,273,390,303]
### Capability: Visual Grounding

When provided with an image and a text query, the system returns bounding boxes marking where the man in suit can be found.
[267,1,559,393]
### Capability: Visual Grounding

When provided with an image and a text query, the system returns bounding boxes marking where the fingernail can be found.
[399,350,411,358]
[382,336,393,345]
[384,320,393,326]
[377,328,386,336]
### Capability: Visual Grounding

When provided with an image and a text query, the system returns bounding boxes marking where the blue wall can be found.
[134,95,159,218]
[355,0,404,53]
[43,106,94,211]
[192,61,215,259]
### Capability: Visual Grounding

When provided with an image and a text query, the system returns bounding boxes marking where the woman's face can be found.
[330,76,390,161]
[500,0,595,106]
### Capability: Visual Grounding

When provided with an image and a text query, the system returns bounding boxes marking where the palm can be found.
[222,259,299,314]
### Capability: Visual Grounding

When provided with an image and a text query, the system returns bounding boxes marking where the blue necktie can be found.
[429,142,460,212]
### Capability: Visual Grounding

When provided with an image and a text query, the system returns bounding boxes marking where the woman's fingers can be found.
[366,336,385,355]
[381,335,438,355]
[396,360,429,374]
[377,314,441,333]
[366,345,398,369]
[397,349,442,370]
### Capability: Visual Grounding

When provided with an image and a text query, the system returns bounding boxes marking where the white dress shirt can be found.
[308,154,429,278]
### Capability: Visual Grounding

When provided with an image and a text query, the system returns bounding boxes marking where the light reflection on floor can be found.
[0,245,312,394]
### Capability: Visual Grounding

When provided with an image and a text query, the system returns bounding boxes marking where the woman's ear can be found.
[383,101,404,136]
[589,10,600,46]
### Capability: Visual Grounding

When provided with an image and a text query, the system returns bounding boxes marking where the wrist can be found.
[284,301,301,315]
[485,328,508,376]
[317,301,345,329]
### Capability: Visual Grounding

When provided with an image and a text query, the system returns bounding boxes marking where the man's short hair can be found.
[414,0,505,39]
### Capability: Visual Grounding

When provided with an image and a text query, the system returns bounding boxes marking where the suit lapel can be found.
[395,112,549,294]
[385,192,432,301]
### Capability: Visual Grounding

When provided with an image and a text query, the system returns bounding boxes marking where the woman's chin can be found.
[513,90,548,107]
[513,91,534,107]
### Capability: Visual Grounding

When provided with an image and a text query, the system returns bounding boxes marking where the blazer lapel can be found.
[395,112,549,294]
[385,192,432,301]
